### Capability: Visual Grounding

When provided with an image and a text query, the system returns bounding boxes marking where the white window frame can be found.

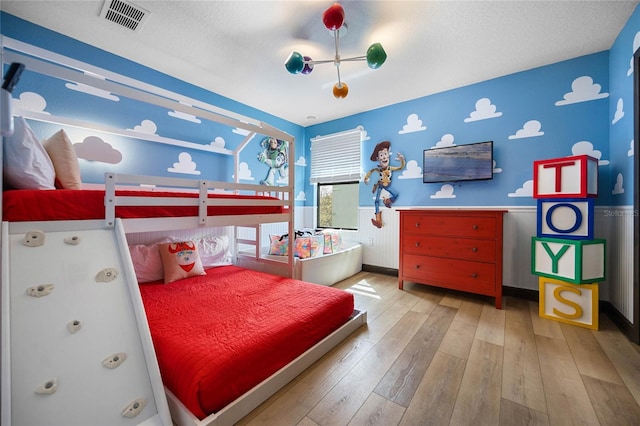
[310,128,363,229]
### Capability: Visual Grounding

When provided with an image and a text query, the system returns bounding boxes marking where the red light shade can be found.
[322,3,345,31]
[332,82,349,98]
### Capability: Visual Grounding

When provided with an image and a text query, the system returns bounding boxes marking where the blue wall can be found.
[3,7,639,210]
[305,52,612,208]
[608,4,640,207]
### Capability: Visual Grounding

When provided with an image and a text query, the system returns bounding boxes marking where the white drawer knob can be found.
[68,320,82,334]
[122,398,146,418]
[103,352,127,369]
[95,267,119,282]
[64,235,81,245]
[26,284,54,298]
[35,378,57,395]
[24,230,45,247]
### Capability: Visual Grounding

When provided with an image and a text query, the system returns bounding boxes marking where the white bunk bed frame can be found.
[1,38,367,426]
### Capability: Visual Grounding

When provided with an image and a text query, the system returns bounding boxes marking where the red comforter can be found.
[2,189,284,222]
[138,266,354,419]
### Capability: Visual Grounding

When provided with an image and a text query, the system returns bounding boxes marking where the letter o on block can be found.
[537,199,594,240]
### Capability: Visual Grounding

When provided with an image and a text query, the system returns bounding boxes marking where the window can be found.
[317,181,359,230]
[310,128,362,229]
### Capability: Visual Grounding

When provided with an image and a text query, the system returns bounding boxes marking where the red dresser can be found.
[399,209,506,309]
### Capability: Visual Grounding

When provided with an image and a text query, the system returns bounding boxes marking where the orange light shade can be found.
[333,82,349,98]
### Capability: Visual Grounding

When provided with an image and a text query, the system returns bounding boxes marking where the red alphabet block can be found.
[533,155,598,199]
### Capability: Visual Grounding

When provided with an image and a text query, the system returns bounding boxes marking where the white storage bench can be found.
[237,241,363,286]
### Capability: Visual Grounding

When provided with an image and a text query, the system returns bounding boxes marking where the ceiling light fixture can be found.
[284,2,387,99]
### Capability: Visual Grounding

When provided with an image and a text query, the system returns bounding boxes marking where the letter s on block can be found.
[552,285,583,320]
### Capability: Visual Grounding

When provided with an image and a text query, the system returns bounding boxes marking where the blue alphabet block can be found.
[537,198,594,240]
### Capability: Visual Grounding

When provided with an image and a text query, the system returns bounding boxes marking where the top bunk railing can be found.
[104,173,292,229]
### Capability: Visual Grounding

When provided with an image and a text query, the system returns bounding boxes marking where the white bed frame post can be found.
[234,128,296,276]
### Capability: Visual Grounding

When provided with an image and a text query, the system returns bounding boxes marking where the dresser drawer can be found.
[402,235,496,262]
[402,214,496,238]
[402,254,496,295]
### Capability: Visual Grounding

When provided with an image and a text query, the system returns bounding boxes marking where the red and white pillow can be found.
[158,241,206,284]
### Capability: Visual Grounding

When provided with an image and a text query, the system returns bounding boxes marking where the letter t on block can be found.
[533,155,598,198]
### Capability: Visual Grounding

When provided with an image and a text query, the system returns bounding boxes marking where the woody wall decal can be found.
[364,141,405,228]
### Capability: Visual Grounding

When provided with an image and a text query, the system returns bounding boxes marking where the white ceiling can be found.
[2,1,638,126]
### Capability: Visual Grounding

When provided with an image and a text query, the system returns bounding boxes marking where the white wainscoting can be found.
[297,205,635,322]
[597,206,635,321]
[124,205,634,323]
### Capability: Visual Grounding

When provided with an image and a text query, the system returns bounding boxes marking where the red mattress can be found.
[138,266,355,419]
[2,189,284,222]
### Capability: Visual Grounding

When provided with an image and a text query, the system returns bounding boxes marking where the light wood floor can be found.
[238,271,640,426]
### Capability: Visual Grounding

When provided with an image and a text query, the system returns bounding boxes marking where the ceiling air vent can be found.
[100,0,149,32]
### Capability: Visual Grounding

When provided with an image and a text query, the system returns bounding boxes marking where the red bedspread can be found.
[2,189,284,222]
[138,266,354,419]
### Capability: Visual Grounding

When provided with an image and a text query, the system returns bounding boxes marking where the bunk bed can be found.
[1,38,366,426]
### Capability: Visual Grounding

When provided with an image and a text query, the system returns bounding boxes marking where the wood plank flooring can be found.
[237,272,640,426]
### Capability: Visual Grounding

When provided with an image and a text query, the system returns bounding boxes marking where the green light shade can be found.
[366,43,387,69]
[285,51,305,74]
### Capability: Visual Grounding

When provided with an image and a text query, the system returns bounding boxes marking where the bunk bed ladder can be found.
[1,219,172,426]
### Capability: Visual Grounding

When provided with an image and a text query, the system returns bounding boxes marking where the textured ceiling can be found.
[2,1,638,126]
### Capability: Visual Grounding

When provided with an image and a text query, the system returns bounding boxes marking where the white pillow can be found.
[43,129,82,189]
[3,116,55,189]
[197,235,233,268]
[129,244,164,283]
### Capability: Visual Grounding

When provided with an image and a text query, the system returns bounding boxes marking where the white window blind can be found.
[310,128,362,183]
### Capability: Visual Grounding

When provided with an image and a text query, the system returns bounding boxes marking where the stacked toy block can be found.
[531,155,605,330]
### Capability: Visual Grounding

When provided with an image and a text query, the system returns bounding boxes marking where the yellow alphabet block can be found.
[538,277,598,330]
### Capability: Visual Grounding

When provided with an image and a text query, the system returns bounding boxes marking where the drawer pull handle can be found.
[415,223,420,227]
[472,247,478,252]
[415,265,421,270]
[471,273,477,278]
[472,224,479,230]
[415,242,420,247]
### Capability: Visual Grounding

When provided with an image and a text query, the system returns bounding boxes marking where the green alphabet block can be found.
[531,236,605,284]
